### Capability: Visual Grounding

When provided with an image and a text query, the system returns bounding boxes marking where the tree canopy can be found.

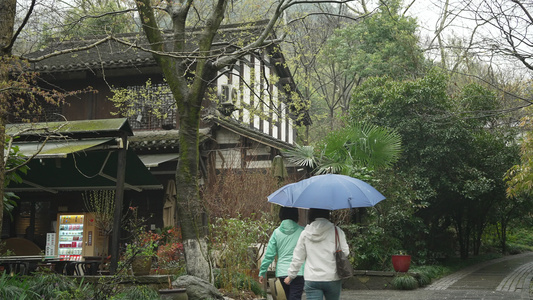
[326,0,424,80]
[351,70,520,258]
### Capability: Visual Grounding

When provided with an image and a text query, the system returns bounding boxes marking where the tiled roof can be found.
[129,128,211,152]
[26,21,268,74]
[25,20,311,126]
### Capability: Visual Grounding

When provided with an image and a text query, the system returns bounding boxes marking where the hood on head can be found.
[279,219,301,235]
[304,218,334,242]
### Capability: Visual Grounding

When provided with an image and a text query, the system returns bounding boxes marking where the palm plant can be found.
[285,123,402,176]
[283,143,317,170]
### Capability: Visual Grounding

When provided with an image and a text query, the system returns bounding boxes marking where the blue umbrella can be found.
[267,174,385,210]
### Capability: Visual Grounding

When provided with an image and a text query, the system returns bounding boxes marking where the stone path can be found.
[338,252,533,300]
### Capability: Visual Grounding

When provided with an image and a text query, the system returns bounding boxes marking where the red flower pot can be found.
[392,255,411,272]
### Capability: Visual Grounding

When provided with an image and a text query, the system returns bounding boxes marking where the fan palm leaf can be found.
[283,143,318,169]
[285,123,402,176]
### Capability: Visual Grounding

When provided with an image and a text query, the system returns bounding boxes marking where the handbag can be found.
[335,226,353,279]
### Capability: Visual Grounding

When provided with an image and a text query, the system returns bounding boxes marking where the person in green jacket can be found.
[258,206,305,300]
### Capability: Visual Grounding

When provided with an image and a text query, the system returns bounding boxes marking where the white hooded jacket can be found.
[287,218,350,282]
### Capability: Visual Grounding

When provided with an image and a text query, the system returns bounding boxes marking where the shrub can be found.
[411,265,445,281]
[0,273,94,299]
[343,223,400,270]
[511,228,533,247]
[415,272,432,287]
[391,274,418,290]
[154,227,186,275]
[203,168,282,220]
[211,214,275,297]
[234,272,266,297]
[0,273,35,298]
[505,243,527,255]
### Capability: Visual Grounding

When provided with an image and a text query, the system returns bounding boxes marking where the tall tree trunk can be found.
[0,0,17,237]
[501,223,507,254]
[455,213,471,259]
[0,0,16,54]
[175,97,212,281]
[0,120,5,237]
[136,0,214,280]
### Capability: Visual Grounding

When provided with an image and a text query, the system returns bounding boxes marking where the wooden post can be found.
[110,133,127,274]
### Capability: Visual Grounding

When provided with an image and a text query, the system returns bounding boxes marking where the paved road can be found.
[340,252,533,300]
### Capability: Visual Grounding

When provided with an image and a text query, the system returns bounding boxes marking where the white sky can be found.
[403,0,530,78]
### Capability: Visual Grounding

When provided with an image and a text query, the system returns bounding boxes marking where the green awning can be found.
[7,118,133,138]
[15,138,116,158]
[7,141,162,193]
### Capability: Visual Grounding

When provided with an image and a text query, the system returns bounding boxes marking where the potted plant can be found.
[125,230,160,275]
[122,207,161,276]
[391,251,411,272]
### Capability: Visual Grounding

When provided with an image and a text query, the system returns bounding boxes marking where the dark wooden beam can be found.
[110,132,127,274]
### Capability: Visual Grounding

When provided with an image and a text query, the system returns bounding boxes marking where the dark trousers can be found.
[279,276,305,300]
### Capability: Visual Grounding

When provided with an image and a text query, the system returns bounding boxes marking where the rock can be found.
[173,275,224,300]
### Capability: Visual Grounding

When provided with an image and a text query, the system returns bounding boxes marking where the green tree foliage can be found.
[326,0,424,80]
[109,79,174,120]
[315,123,401,175]
[3,140,28,216]
[503,106,533,253]
[417,0,530,129]
[339,166,425,270]
[351,70,519,258]
[291,0,425,139]
[506,108,533,199]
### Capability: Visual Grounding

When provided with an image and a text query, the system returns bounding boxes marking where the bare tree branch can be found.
[23,36,112,62]
[7,0,36,53]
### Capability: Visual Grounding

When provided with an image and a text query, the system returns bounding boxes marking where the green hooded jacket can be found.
[259,219,305,278]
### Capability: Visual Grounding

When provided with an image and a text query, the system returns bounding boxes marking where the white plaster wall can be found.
[272,85,279,140]
[214,53,296,146]
[247,160,272,169]
[215,149,242,169]
[215,129,240,144]
[242,57,251,125]
[253,58,261,130]
[263,64,270,135]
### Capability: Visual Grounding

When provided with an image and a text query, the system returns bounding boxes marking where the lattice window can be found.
[126,83,176,130]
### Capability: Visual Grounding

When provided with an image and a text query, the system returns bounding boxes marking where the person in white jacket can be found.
[284,209,349,300]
